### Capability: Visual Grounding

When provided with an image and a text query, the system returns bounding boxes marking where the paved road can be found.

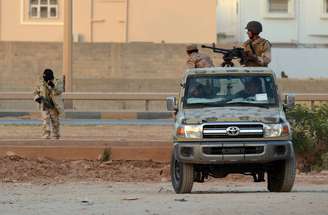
[1,182,328,215]
[0,119,174,126]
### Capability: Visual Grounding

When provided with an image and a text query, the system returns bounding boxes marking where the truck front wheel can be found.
[267,155,296,192]
[171,152,194,194]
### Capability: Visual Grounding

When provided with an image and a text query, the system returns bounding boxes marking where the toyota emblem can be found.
[226,126,240,136]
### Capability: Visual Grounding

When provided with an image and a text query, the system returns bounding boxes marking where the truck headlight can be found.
[176,125,202,138]
[264,123,290,137]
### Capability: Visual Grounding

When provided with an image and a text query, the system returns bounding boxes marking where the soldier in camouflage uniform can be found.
[186,44,214,69]
[241,21,271,181]
[33,69,64,139]
[242,21,272,67]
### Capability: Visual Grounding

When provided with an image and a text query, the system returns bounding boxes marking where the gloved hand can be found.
[34,95,43,104]
[47,81,55,88]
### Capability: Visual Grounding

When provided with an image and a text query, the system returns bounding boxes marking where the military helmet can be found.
[245,21,263,34]
[186,44,198,52]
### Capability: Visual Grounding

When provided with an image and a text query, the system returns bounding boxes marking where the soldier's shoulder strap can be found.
[243,39,256,55]
[249,41,256,55]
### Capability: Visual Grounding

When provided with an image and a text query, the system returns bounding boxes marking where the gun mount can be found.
[201,43,247,67]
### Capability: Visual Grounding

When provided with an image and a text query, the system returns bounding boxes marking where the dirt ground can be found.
[1,155,328,185]
[0,156,171,184]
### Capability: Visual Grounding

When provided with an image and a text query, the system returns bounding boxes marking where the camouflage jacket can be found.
[187,52,214,69]
[242,37,271,67]
[33,78,64,115]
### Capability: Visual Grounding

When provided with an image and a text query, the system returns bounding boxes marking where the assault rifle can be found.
[201,43,247,67]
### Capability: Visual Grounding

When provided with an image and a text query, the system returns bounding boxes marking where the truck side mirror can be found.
[166,96,177,111]
[284,93,295,109]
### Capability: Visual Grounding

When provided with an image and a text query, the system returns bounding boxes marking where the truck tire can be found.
[171,152,194,194]
[267,155,296,192]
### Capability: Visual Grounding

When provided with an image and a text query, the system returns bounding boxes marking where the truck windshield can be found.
[184,75,279,108]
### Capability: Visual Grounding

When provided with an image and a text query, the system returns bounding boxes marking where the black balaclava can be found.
[43,69,54,82]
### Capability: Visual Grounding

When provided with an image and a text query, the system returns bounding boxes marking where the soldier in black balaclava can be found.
[34,69,63,139]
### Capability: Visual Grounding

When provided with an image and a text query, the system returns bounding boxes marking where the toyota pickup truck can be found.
[167,67,296,193]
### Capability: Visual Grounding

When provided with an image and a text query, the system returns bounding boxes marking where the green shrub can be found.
[287,105,316,154]
[100,148,112,162]
[287,104,328,170]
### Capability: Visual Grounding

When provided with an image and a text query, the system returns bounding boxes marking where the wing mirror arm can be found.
[166,96,178,112]
[284,93,295,111]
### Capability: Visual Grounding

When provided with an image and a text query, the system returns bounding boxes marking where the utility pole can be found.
[63,0,72,92]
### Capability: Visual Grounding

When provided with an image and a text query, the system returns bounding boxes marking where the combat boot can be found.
[42,131,51,139]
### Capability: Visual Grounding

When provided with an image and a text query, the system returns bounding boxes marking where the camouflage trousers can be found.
[41,109,60,139]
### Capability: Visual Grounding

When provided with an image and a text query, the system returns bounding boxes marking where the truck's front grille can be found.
[203,146,264,155]
[203,123,264,138]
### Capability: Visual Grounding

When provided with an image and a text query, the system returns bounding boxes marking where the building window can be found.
[325,0,328,13]
[30,0,58,19]
[268,0,288,13]
[263,0,295,19]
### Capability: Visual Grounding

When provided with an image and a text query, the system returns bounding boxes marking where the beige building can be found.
[0,0,217,43]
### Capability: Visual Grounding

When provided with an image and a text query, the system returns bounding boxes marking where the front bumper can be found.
[174,140,294,164]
